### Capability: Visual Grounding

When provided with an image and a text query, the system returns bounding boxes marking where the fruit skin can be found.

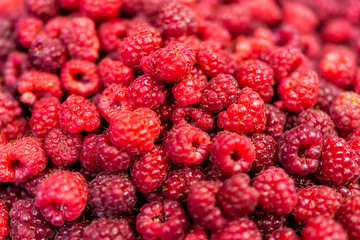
[337,195,360,240]
[171,106,215,132]
[212,218,262,240]
[79,133,102,172]
[302,216,348,240]
[250,209,289,236]
[317,79,342,113]
[98,19,126,53]
[83,218,134,240]
[25,0,59,20]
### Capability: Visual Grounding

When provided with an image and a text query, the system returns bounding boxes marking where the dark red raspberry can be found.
[1,116,29,141]
[44,16,68,39]
[141,41,196,83]
[212,218,262,240]
[250,210,288,235]
[330,91,360,132]
[0,92,22,128]
[79,0,123,21]
[0,17,15,59]
[118,24,162,70]
[251,133,277,172]
[9,199,55,240]
[263,104,285,140]
[98,58,134,87]
[98,19,126,53]
[60,94,101,133]
[337,195,360,239]
[83,218,134,240]
[259,47,303,80]
[28,36,67,72]
[236,59,275,102]
[3,51,32,90]
[35,171,88,226]
[210,131,255,174]
[283,2,318,34]
[18,70,63,105]
[128,74,168,109]
[316,135,360,185]
[30,96,61,138]
[155,98,177,121]
[185,225,207,240]
[60,17,100,62]
[336,183,360,199]
[146,187,167,203]
[25,0,59,20]
[0,137,47,182]
[0,183,31,209]
[253,167,297,215]
[0,199,9,238]
[217,87,266,133]
[296,108,337,136]
[302,216,348,240]
[163,165,205,201]
[172,67,207,107]
[131,145,169,194]
[55,220,87,240]
[200,73,240,113]
[164,123,211,165]
[171,106,215,132]
[136,200,189,240]
[265,228,300,240]
[109,108,160,155]
[14,17,43,48]
[243,0,281,24]
[278,125,322,175]
[79,134,102,172]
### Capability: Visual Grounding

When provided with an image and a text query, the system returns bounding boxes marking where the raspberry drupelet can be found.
[35,171,89,226]
[171,106,215,132]
[337,195,360,239]
[265,227,300,240]
[302,216,348,240]
[0,91,22,128]
[83,218,134,240]
[0,199,9,238]
[98,58,134,88]
[296,108,337,136]
[79,0,123,21]
[55,220,87,240]
[14,17,43,49]
[98,19,126,53]
[251,133,278,172]
[212,218,262,240]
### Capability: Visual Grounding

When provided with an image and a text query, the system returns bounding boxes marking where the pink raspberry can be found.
[322,18,353,43]
[265,228,300,240]
[197,20,231,49]
[14,17,43,48]
[171,106,215,132]
[98,19,126,53]
[79,0,123,21]
[283,2,318,34]
[242,0,281,25]
[98,58,134,87]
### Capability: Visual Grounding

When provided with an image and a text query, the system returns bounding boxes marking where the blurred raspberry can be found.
[317,79,342,113]
[14,17,43,48]
[184,225,207,240]
[274,25,303,51]
[283,2,318,34]
[212,218,262,240]
[302,216,348,240]
[215,3,250,36]
[242,0,281,25]
[98,19,126,53]
[98,58,134,88]
[0,92,22,128]
[322,18,353,43]
[1,116,29,141]
[197,20,231,49]
[44,16,69,39]
[0,199,9,238]
[0,183,31,209]
[3,51,32,90]
[171,106,215,132]
[79,0,123,21]
[59,0,78,10]
[251,133,277,172]
[25,0,59,20]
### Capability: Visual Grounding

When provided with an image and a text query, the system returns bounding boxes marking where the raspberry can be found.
[9,199,55,240]
[79,0,123,21]
[217,87,266,133]
[330,91,360,132]
[131,145,169,194]
[185,225,207,240]
[28,36,67,72]
[83,218,134,240]
[79,134,102,172]
[336,183,360,199]
[30,96,61,138]
[259,47,303,80]
[136,200,189,240]
[155,98,177,121]
[171,106,215,132]
[302,34,321,59]
[242,0,281,25]
[55,221,87,240]
[296,108,337,136]
[0,199,8,238]
[98,19,126,53]
[14,17,43,48]
[98,58,134,88]
[18,70,63,105]
[212,218,262,240]
[322,18,353,43]
[302,216,348,240]
[215,3,250,36]
[337,195,360,239]
[250,210,288,235]
[210,131,255,174]
[0,92,22,128]
[0,137,47,182]
[236,59,275,102]
[274,25,302,49]
[164,123,211,165]
[60,17,100,62]
[1,116,29,141]
[200,73,240,113]
[283,2,318,34]
[0,183,31,209]
[0,134,7,146]
[59,0,78,10]
[253,167,297,215]
[172,67,208,107]
[35,171,88,226]
[60,95,101,134]
[316,135,360,185]
[128,74,168,109]
[265,228,300,240]
[3,51,31,90]
[197,20,231,49]
[251,133,277,172]
[118,24,162,70]
[25,0,59,20]
[0,17,15,58]
[141,41,196,83]
[44,16,69,39]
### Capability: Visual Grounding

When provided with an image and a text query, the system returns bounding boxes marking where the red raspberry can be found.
[60,17,100,62]
[109,108,160,154]
[83,218,134,240]
[155,98,177,121]
[0,183,31,209]
[296,109,337,136]
[0,134,7,146]
[28,36,67,72]
[337,195,360,239]
[18,70,63,105]
[210,131,255,175]
[0,92,22,128]
[79,134,102,172]
[250,209,288,235]
[1,117,29,141]
[3,51,32,90]
[253,167,297,215]
[237,59,275,102]
[185,225,207,240]
[171,106,215,132]
[242,0,281,25]
[25,0,59,20]
[217,87,266,133]
[14,17,43,48]
[322,18,353,43]
[164,123,211,165]
[128,74,168,109]
[251,133,277,172]
[316,135,360,185]
[60,95,100,133]
[200,73,240,113]
[259,47,303,80]
[98,19,126,53]
[273,25,302,49]
[302,216,348,240]
[131,145,169,194]
[59,0,78,10]
[30,96,61,138]
[283,2,318,34]
[55,221,87,240]
[212,218,262,240]
[302,34,321,58]
[265,228,300,240]
[278,125,322,175]
[35,171,88,226]
[136,200,189,240]
[98,58,134,88]
[0,199,9,238]
[336,183,360,199]
[9,199,55,240]
[118,24,162,70]
[172,67,207,107]
[197,20,231,49]
[44,16,69,39]
[330,91,360,132]
[215,3,250,36]
[0,137,47,182]
[79,0,123,21]
[294,186,341,223]
[141,41,196,83]
[155,1,196,38]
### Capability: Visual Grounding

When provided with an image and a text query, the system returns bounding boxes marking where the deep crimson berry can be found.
[155,98,177,121]
[79,0,123,21]
[44,16,69,39]
[55,220,87,240]
[296,108,337,136]
[184,225,207,240]
[0,134,7,146]
[98,19,126,53]
[1,116,29,141]
[171,106,215,132]
[251,133,277,172]
[336,183,360,199]
[250,210,288,236]
[302,216,348,240]
[0,199,9,238]
[337,195,360,239]
[83,218,134,240]
[3,51,32,90]
[79,133,102,172]
[14,17,43,48]
[265,228,300,240]
[212,218,262,240]
[0,183,31,209]
[215,3,250,36]
[98,58,134,88]
[0,92,22,128]
[273,25,302,49]
[25,0,59,20]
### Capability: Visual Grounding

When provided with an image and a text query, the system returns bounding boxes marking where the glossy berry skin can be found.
[136,200,189,240]
[337,195,360,240]
[83,218,134,240]
[43,16,69,38]
[35,171,89,226]
[253,167,297,215]
[0,199,9,238]
[302,216,348,240]
[0,92,22,128]
[171,106,215,132]
[55,221,87,240]
[296,109,337,136]
[217,87,266,134]
[212,219,262,240]
[79,0,123,21]
[210,131,255,175]
[98,58,134,87]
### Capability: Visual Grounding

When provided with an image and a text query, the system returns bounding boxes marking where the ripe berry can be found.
[55,220,87,240]
[171,106,215,132]
[14,17,43,49]
[98,58,134,87]
[3,51,32,90]
[79,134,102,172]
[250,210,289,235]
[251,133,278,172]
[212,218,262,240]
[0,199,9,238]
[337,195,360,240]
[317,79,342,113]
[296,108,337,136]
[0,91,22,128]
[98,19,126,53]
[215,3,250,36]
[265,227,300,240]
[43,16,68,38]
[79,0,123,21]
[302,216,348,240]
[25,0,59,20]
[83,218,134,240]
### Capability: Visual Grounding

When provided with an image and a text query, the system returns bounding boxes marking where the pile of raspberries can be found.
[1,0,360,239]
